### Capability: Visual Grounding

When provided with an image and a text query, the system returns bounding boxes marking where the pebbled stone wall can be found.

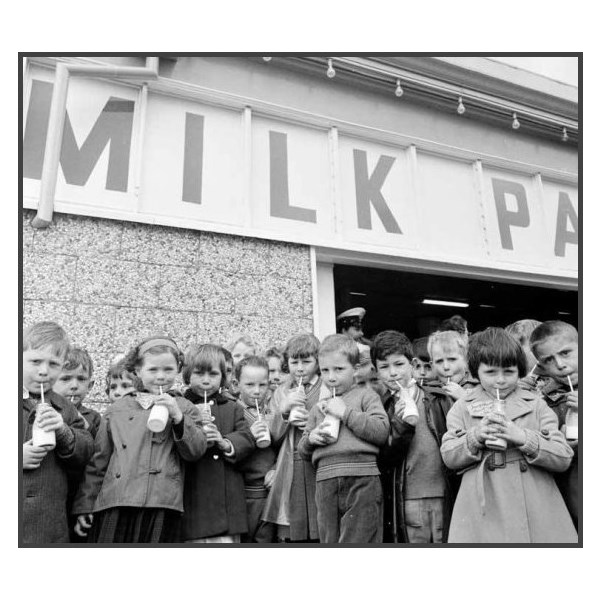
[22,209,314,411]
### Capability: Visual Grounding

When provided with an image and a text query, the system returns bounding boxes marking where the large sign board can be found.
[22,65,578,280]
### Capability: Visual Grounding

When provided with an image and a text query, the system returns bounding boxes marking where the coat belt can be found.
[473,447,527,515]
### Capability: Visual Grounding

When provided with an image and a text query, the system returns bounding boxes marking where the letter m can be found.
[23,79,134,192]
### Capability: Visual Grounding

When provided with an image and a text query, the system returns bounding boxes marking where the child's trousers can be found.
[404,497,445,543]
[315,475,383,543]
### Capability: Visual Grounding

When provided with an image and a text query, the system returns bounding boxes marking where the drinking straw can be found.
[255,399,261,419]
[204,390,208,406]
[447,377,451,384]
[496,387,500,402]
[567,375,574,392]
[159,386,163,396]
[40,384,45,404]
[528,363,538,378]
[332,386,336,398]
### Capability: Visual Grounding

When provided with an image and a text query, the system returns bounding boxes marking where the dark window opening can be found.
[334,264,578,341]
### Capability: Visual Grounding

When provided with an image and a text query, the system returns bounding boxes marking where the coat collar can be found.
[465,385,536,420]
[184,388,229,405]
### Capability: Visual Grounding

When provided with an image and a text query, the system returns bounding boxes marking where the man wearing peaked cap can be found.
[336,307,366,342]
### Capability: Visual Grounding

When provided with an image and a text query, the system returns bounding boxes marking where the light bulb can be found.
[512,112,520,130]
[395,79,404,97]
[327,58,336,78]
[262,57,272,62]
[562,127,569,142]
[457,96,465,115]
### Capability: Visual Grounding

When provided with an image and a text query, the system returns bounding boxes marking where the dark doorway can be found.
[334,264,578,341]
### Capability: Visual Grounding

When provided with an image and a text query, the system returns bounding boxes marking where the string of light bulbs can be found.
[260,57,574,143]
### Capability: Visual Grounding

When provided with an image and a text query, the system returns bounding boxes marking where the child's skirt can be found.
[88,507,181,543]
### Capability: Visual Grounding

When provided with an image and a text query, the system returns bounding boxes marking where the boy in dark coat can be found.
[373,330,460,544]
[235,356,277,543]
[52,347,102,542]
[530,320,579,531]
[22,322,94,544]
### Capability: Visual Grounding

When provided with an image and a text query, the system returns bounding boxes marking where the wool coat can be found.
[540,378,579,530]
[72,393,207,515]
[441,385,577,543]
[181,389,255,540]
[22,390,94,544]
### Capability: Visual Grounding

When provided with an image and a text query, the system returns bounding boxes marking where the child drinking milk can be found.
[440,327,577,543]
[181,344,255,543]
[262,333,324,542]
[72,336,207,543]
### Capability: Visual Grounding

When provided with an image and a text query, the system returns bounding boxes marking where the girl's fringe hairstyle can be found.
[319,334,360,366]
[104,358,138,396]
[23,321,70,357]
[182,343,228,386]
[283,333,321,365]
[427,330,468,360]
[371,330,413,364]
[124,335,184,374]
[467,327,528,379]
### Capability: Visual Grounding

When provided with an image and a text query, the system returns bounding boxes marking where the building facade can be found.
[22,56,579,409]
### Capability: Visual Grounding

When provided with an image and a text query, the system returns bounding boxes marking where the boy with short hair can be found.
[53,347,102,542]
[425,330,478,402]
[105,358,137,402]
[53,347,101,437]
[372,330,459,544]
[298,334,389,543]
[235,356,277,543]
[412,337,434,386]
[22,322,94,544]
[530,320,579,531]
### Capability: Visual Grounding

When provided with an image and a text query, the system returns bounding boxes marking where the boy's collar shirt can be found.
[305,374,320,391]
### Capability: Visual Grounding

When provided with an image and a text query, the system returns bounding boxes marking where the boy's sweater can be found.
[298,386,389,482]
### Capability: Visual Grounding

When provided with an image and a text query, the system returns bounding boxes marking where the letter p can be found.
[491,178,530,251]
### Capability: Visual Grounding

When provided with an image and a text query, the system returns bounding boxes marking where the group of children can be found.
[22,317,579,544]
